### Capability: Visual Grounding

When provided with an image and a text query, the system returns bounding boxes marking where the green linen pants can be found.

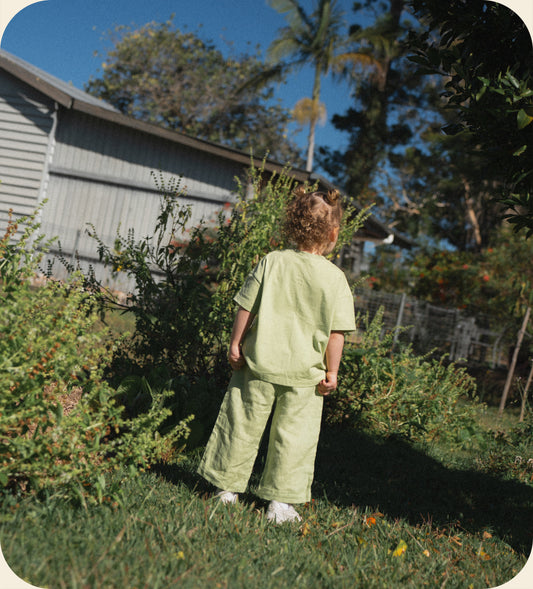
[197,366,324,504]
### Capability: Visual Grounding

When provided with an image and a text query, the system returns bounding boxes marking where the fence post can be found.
[393,292,407,348]
[499,306,531,416]
[70,229,81,266]
[519,359,533,422]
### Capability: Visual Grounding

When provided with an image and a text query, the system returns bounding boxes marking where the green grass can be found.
[97,306,136,337]
[1,420,532,589]
[475,404,524,433]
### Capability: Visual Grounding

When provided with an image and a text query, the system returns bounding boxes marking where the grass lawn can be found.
[1,410,532,589]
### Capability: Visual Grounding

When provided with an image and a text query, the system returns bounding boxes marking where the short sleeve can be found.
[330,277,356,333]
[233,256,266,314]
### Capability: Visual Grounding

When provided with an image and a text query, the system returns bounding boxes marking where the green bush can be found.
[325,309,483,447]
[0,205,55,295]
[72,165,369,441]
[0,210,190,504]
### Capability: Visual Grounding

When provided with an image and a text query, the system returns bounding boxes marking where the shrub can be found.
[0,204,55,295]
[0,210,190,504]
[325,309,483,447]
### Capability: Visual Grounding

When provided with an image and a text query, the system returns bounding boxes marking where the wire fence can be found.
[353,288,509,368]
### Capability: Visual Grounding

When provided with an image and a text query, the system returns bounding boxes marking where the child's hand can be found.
[318,371,338,396]
[228,344,246,370]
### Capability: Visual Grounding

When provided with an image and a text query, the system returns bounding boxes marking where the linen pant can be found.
[197,366,324,504]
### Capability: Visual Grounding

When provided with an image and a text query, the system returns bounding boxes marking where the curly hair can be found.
[284,186,343,251]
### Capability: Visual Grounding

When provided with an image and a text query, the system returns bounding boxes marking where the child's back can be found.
[236,249,355,386]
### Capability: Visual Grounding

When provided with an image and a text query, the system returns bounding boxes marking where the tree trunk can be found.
[306,118,316,172]
[461,176,482,248]
[306,65,322,172]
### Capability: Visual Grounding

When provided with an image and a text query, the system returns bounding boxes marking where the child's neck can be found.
[298,246,324,256]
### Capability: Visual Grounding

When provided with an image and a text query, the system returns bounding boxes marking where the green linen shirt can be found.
[234,249,356,386]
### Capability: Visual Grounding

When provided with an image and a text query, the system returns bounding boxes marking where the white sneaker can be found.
[214,489,238,504]
[266,500,302,523]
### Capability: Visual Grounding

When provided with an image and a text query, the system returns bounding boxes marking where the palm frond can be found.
[268,35,304,63]
[234,64,286,94]
[268,0,313,33]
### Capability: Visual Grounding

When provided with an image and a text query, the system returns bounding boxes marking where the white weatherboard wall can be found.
[0,69,53,233]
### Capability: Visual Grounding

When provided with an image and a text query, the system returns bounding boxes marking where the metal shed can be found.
[0,49,411,289]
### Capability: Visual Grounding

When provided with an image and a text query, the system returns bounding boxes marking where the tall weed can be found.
[0,204,55,295]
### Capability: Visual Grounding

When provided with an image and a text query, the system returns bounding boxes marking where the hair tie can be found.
[322,190,339,206]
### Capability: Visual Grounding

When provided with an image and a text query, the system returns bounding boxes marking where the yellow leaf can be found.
[423,549,430,557]
[392,540,407,557]
[301,522,311,536]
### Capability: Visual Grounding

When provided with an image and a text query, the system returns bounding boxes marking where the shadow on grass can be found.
[313,425,533,556]
[158,423,533,556]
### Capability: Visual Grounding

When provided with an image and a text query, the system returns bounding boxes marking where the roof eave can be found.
[1,57,73,108]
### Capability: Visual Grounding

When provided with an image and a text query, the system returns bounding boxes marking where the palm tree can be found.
[266,0,382,171]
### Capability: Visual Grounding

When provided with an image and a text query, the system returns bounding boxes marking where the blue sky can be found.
[0,0,366,168]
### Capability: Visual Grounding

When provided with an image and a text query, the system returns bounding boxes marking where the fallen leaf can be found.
[301,522,311,536]
[392,540,407,557]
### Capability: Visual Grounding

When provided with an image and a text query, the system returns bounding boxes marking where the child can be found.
[197,186,356,523]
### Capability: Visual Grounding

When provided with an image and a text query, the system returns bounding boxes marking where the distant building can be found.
[0,49,411,289]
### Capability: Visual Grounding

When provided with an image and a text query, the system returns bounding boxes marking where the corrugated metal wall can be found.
[0,70,53,234]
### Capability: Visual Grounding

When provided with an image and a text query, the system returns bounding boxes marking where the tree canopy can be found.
[318,0,533,248]
[85,18,303,165]
[408,0,533,237]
